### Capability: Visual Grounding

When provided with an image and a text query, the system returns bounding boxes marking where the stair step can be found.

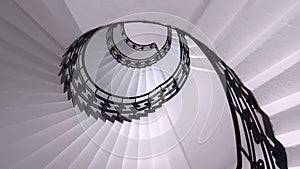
[287,144,300,167]
[154,45,180,78]
[149,112,171,169]
[0,107,77,146]
[0,0,64,56]
[190,58,215,73]
[0,17,61,65]
[276,130,300,148]
[262,91,300,116]
[0,39,59,75]
[127,68,141,96]
[95,60,120,87]
[289,167,300,169]
[150,63,171,161]
[214,0,298,62]
[107,66,130,96]
[0,57,59,82]
[137,117,154,169]
[114,67,135,97]
[12,114,94,169]
[69,120,111,169]
[0,75,62,94]
[246,48,300,90]
[271,104,300,135]
[253,61,300,106]
[136,69,146,96]
[122,121,139,169]
[197,0,247,41]
[88,149,111,169]
[101,121,122,152]
[135,67,157,167]
[97,55,116,69]
[44,119,104,169]
[87,121,117,169]
[234,6,300,82]
[86,31,108,54]
[91,121,123,169]
[14,0,80,48]
[0,92,67,109]
[0,101,72,128]
[229,2,300,68]
[0,58,60,85]
[0,110,82,168]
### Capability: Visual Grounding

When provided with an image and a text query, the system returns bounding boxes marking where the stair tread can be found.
[44,119,103,169]
[68,120,108,169]
[12,114,94,169]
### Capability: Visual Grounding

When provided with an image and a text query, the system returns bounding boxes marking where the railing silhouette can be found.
[107,23,172,68]
[120,23,158,51]
[59,22,189,122]
[188,33,287,169]
[59,21,287,169]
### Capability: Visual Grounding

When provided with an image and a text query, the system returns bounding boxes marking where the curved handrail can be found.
[120,23,157,51]
[59,22,190,122]
[186,32,287,169]
[106,23,172,68]
[59,20,287,169]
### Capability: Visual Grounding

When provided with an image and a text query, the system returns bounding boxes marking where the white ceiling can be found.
[64,0,210,32]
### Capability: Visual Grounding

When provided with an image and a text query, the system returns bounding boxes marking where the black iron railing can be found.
[188,34,288,169]
[107,23,172,68]
[59,22,189,122]
[59,21,287,169]
[120,23,158,51]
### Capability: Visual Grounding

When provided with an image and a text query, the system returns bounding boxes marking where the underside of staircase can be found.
[0,0,299,169]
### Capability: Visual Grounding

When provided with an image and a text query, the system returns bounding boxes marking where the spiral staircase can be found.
[0,0,299,169]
